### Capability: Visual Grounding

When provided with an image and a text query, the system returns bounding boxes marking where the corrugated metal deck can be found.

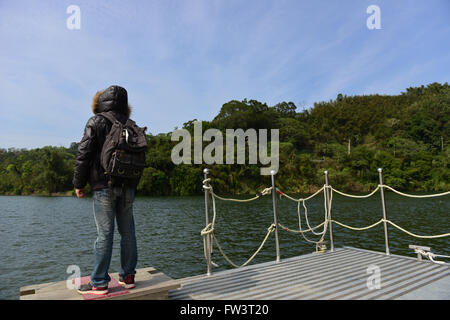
[169,247,450,300]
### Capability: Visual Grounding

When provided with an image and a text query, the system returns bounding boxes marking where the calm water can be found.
[0,191,449,299]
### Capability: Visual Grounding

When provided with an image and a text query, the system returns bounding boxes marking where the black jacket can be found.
[73,85,131,190]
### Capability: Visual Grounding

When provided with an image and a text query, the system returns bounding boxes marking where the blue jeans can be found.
[90,187,137,287]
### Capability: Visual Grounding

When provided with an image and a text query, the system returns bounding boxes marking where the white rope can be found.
[327,186,383,231]
[428,255,446,264]
[295,186,330,244]
[279,183,450,241]
[433,253,450,259]
[279,186,325,202]
[276,186,328,244]
[415,249,449,265]
[321,184,450,237]
[211,187,272,202]
[277,187,325,244]
[202,177,450,266]
[278,220,327,234]
[297,207,328,244]
[329,184,450,199]
[201,178,274,268]
[211,224,275,268]
[203,178,273,202]
[381,185,450,198]
[328,217,450,238]
[303,199,327,236]
[330,185,380,198]
[385,220,450,239]
[331,219,384,231]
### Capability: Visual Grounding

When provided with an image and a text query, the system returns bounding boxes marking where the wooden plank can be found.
[105,273,181,300]
[20,266,179,300]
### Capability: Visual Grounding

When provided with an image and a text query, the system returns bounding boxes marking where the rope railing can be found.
[200,168,450,275]
[331,219,384,231]
[211,224,276,268]
[384,220,450,239]
[204,177,273,202]
[330,185,380,198]
[380,185,450,198]
[330,184,450,199]
[276,186,330,245]
[201,177,275,269]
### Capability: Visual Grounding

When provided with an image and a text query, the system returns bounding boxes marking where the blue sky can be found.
[0,0,449,149]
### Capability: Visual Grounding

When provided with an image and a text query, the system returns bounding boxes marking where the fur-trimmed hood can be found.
[92,85,131,118]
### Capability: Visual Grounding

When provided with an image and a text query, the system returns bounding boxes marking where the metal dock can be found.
[168,247,450,300]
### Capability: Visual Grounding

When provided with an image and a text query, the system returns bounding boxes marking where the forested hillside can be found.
[1,82,449,196]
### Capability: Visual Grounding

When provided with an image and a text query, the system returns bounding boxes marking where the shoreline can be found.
[0,187,448,197]
[0,191,74,197]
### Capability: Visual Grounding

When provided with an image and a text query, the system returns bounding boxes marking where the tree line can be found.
[0,82,448,196]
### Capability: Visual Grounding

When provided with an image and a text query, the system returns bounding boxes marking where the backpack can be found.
[99,111,148,187]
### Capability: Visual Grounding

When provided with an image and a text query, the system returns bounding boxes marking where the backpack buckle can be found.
[122,129,129,143]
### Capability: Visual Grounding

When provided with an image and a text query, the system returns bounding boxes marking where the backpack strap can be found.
[125,118,136,126]
[98,112,120,124]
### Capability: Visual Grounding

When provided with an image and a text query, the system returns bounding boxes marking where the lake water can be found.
[0,190,448,299]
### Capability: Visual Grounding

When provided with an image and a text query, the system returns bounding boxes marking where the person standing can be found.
[73,85,145,295]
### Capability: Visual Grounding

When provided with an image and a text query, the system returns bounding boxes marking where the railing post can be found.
[270,170,281,262]
[324,171,334,252]
[203,168,212,275]
[378,168,390,255]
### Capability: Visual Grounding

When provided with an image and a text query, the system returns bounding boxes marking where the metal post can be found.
[270,170,281,262]
[203,168,212,275]
[324,171,334,252]
[378,168,390,255]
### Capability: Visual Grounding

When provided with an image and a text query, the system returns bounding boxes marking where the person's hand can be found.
[75,188,85,198]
